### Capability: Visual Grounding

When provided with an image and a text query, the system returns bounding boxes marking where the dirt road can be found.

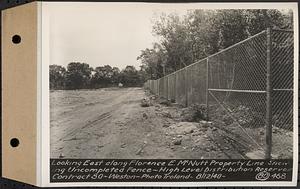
[50,88,214,159]
[51,88,176,158]
[50,88,292,159]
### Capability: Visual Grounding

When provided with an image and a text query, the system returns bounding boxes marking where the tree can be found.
[49,65,66,90]
[153,13,192,71]
[137,43,168,79]
[119,66,142,87]
[138,65,148,84]
[91,65,114,88]
[111,67,120,84]
[65,62,92,89]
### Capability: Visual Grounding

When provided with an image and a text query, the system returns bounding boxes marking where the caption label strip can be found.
[50,159,292,182]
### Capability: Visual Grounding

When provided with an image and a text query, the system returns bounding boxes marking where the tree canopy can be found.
[138,9,293,79]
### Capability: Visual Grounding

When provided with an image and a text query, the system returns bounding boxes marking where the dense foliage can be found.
[50,63,146,90]
[137,9,293,79]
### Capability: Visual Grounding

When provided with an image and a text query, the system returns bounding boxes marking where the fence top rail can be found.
[208,88,266,93]
[207,29,267,59]
[272,28,294,32]
[152,29,268,81]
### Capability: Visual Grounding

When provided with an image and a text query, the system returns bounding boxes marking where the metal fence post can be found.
[167,76,169,100]
[185,67,188,107]
[158,79,160,97]
[157,80,159,95]
[265,28,273,159]
[156,80,158,95]
[206,58,209,121]
[174,73,177,102]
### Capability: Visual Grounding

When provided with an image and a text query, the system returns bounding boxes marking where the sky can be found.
[46,2,189,70]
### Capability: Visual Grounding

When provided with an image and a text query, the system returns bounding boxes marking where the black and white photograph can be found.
[49,3,295,160]
[42,1,298,186]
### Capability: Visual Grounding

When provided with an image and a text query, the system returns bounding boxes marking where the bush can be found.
[222,105,265,128]
[159,98,171,106]
[181,103,207,122]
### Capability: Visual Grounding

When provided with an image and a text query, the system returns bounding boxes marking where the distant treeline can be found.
[50,62,147,90]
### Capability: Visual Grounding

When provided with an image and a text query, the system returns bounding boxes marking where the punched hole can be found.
[10,138,19,147]
[12,35,21,44]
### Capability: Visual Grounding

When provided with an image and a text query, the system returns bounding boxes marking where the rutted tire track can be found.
[61,111,112,142]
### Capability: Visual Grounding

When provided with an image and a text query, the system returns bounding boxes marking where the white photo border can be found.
[39,2,299,187]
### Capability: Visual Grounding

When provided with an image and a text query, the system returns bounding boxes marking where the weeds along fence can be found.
[144,28,294,159]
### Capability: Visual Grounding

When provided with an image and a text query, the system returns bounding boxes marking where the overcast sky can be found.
[46,2,189,70]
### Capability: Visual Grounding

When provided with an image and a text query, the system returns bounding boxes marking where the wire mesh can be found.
[175,69,187,106]
[145,29,294,159]
[158,77,165,98]
[207,31,268,156]
[271,30,294,158]
[167,73,176,101]
[186,59,207,106]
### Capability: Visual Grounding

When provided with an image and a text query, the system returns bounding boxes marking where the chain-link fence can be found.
[271,29,294,158]
[144,28,294,159]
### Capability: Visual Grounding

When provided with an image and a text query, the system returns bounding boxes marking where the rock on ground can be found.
[173,139,182,145]
[141,98,151,107]
[168,122,198,135]
[245,150,265,159]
